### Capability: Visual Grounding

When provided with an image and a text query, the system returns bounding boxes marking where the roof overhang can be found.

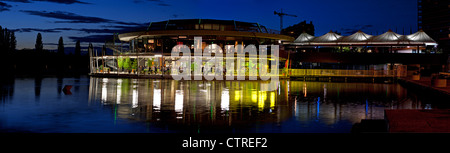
[118,30,294,42]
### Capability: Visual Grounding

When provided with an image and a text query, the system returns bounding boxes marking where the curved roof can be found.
[118,30,294,42]
[118,19,295,42]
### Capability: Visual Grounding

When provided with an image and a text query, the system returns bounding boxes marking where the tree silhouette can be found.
[0,26,3,50]
[3,28,11,52]
[1,26,17,54]
[35,33,43,53]
[75,40,81,56]
[0,26,5,52]
[10,31,16,52]
[88,42,93,55]
[57,36,64,55]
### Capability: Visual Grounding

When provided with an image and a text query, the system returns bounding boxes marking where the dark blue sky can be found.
[0,0,418,49]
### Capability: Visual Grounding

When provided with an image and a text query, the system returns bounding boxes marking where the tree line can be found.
[1,25,89,56]
[35,32,87,56]
[0,25,16,54]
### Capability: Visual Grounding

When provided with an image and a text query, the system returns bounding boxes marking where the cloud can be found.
[356,24,373,29]
[34,0,90,4]
[0,2,12,12]
[340,24,374,35]
[13,24,148,34]
[77,26,147,34]
[133,0,171,6]
[0,0,31,3]
[20,10,115,24]
[157,3,170,6]
[20,10,147,26]
[340,29,359,35]
[1,0,90,4]
[68,34,114,43]
[13,28,63,33]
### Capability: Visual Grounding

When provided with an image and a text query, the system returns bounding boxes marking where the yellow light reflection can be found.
[303,83,307,97]
[270,92,275,108]
[234,90,241,101]
[251,91,257,103]
[258,91,267,110]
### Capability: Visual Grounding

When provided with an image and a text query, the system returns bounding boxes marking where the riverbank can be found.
[385,109,450,132]
[397,77,450,98]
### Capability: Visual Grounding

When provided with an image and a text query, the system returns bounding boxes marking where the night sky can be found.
[0,0,417,50]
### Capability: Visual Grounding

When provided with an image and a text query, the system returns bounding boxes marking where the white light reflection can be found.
[175,90,183,113]
[101,83,107,103]
[132,86,138,108]
[294,96,298,117]
[221,90,229,111]
[153,89,161,110]
[278,83,280,95]
[287,81,290,93]
[116,79,122,104]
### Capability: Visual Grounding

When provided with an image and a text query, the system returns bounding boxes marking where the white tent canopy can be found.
[313,31,342,42]
[294,32,315,43]
[340,30,373,42]
[407,30,436,43]
[371,30,404,42]
[289,30,437,46]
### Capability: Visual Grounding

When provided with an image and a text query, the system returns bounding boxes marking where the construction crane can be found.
[274,9,297,33]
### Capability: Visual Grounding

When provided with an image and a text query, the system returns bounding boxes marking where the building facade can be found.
[281,20,315,38]
[418,0,450,53]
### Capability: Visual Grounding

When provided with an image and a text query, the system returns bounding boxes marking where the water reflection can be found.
[88,77,433,133]
[0,77,14,103]
[34,77,42,98]
[0,76,445,133]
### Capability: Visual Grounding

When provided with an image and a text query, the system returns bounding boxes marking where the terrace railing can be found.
[289,69,407,78]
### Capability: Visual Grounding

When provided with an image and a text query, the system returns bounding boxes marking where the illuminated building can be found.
[89,19,294,78]
[90,19,443,79]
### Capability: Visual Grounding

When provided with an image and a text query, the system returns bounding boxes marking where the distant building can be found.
[281,20,315,37]
[418,0,450,52]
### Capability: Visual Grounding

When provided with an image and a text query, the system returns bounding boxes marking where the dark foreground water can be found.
[0,76,446,133]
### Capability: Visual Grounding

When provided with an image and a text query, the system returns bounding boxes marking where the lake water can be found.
[0,76,444,133]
